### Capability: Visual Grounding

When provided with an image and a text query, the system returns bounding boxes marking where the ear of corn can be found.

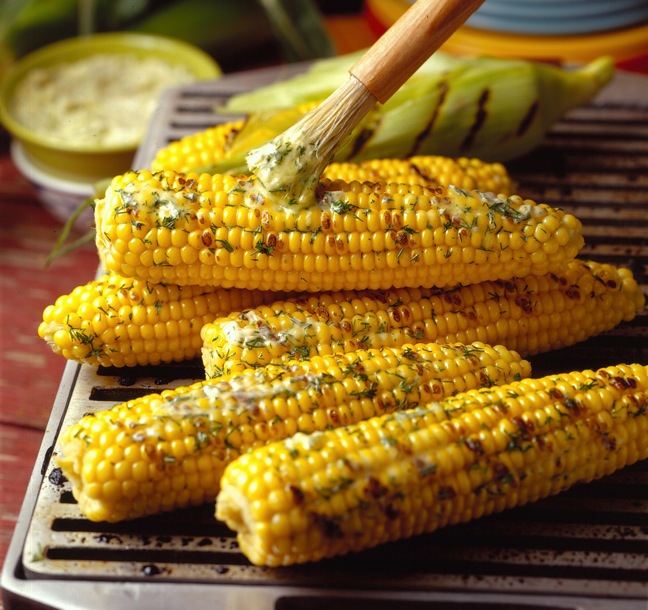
[201,259,645,378]
[216,362,648,567]
[38,273,273,367]
[151,104,319,175]
[222,49,368,112]
[55,341,530,522]
[152,120,515,199]
[217,52,613,164]
[323,157,513,197]
[94,169,583,292]
[150,119,245,175]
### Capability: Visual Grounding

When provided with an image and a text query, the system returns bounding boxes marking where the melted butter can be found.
[108,180,198,227]
[144,185,195,222]
[244,74,377,212]
[221,310,321,350]
[231,177,352,219]
[245,135,323,211]
[151,367,326,421]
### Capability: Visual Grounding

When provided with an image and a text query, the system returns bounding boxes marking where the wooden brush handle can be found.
[350,0,485,104]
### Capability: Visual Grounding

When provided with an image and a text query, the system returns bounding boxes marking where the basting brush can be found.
[246,0,485,209]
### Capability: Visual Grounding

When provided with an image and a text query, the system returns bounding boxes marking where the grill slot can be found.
[23,479,648,595]
[5,65,648,609]
[274,599,577,610]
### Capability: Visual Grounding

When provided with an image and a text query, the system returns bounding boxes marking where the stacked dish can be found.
[466,0,648,35]
[364,0,648,65]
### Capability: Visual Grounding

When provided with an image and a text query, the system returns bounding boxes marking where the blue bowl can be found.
[467,0,648,34]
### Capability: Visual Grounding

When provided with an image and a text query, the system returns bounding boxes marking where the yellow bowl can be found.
[364,0,648,66]
[0,32,221,181]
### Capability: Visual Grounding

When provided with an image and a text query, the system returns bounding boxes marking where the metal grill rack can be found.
[2,64,647,610]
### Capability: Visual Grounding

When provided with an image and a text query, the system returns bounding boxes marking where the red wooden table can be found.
[0,133,100,571]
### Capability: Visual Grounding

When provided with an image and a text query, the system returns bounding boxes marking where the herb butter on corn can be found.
[94,169,583,292]
[55,342,530,522]
[201,259,645,377]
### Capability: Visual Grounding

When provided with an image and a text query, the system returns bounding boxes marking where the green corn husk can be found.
[211,52,614,171]
[222,50,458,112]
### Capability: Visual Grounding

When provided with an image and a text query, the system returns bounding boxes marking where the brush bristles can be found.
[246,75,377,209]
[293,75,377,170]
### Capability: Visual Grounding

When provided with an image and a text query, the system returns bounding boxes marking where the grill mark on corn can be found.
[311,513,344,539]
[290,485,305,505]
[461,88,490,153]
[347,125,376,159]
[517,100,539,137]
[437,485,456,500]
[365,477,389,499]
[407,81,449,157]
[464,437,485,456]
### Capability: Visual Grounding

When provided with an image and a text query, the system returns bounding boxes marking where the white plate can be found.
[11,140,95,229]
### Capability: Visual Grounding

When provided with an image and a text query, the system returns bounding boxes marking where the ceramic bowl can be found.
[0,32,220,182]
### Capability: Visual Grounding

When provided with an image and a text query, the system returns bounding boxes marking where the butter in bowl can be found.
[0,32,221,226]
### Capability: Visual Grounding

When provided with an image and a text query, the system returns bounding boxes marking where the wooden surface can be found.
[0,132,100,572]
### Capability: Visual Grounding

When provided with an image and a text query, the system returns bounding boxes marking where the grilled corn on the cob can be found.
[216,362,648,566]
[38,273,272,367]
[95,169,583,292]
[55,341,529,522]
[151,119,245,175]
[323,157,513,195]
[201,259,645,377]
[151,120,514,196]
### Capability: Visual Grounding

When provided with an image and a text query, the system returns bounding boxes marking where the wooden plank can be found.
[0,146,100,591]
[0,423,43,570]
[0,155,99,429]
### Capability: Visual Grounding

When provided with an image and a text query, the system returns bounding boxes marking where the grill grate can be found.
[5,66,648,610]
